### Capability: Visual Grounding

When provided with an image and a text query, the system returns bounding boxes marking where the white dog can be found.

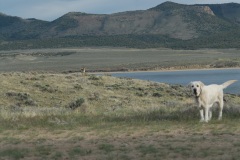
[189,80,237,122]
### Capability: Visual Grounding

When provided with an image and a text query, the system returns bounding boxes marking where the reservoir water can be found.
[111,69,240,94]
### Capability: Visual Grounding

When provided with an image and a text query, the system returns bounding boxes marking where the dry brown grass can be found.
[0,72,240,159]
[0,72,190,117]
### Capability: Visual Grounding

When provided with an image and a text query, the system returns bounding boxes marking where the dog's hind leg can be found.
[218,99,224,120]
[208,109,212,121]
[204,107,209,122]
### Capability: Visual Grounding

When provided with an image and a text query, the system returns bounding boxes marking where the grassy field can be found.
[0,72,240,159]
[0,48,240,72]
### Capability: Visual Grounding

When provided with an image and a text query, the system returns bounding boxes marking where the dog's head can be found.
[189,81,204,97]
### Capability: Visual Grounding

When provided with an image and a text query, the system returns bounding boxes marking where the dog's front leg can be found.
[204,107,210,122]
[199,109,204,122]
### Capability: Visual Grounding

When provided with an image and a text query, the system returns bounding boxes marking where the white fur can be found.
[189,80,237,122]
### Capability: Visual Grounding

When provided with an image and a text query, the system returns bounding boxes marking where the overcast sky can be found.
[0,0,239,21]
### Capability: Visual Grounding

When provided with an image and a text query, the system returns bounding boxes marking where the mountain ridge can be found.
[0,1,240,49]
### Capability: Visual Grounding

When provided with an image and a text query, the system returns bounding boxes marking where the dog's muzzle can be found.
[193,88,197,95]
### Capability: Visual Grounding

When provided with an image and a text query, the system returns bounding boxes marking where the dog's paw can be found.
[199,119,208,123]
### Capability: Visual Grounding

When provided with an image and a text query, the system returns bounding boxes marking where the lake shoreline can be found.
[108,67,240,94]
[91,67,240,74]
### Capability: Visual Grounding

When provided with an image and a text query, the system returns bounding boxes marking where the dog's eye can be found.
[197,85,199,87]
[191,85,194,88]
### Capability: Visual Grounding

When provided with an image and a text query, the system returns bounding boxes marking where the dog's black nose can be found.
[193,88,197,95]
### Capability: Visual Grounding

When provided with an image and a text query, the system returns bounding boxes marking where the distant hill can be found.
[0,1,240,50]
[201,3,240,24]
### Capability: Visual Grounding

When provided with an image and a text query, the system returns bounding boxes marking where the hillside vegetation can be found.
[1,72,240,159]
[1,2,240,49]
[0,72,191,117]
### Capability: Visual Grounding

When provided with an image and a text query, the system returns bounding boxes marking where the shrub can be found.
[73,84,83,90]
[152,92,162,97]
[34,83,57,93]
[6,91,37,106]
[88,75,101,81]
[6,92,29,100]
[67,98,85,110]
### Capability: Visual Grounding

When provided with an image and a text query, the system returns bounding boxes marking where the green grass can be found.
[136,145,158,156]
[35,146,52,156]
[51,151,64,160]
[68,146,92,157]
[98,144,115,153]
[0,148,29,160]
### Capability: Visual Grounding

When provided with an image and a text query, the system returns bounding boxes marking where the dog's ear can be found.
[187,82,193,89]
[198,81,205,88]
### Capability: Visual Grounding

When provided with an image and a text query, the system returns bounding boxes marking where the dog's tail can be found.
[221,80,237,89]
